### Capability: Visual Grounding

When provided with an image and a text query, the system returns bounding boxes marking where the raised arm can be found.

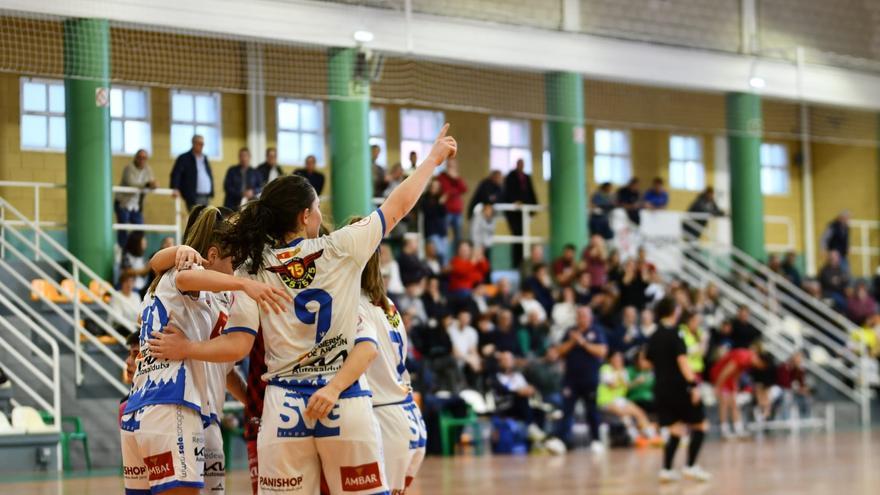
[379,124,457,232]
[176,269,291,314]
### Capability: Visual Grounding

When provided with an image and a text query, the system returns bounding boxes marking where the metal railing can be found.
[474,203,547,256]
[848,219,880,278]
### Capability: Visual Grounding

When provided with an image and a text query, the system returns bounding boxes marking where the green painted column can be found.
[328,47,371,226]
[63,19,113,280]
[726,92,765,261]
[545,72,588,258]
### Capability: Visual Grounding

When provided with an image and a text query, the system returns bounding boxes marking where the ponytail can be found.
[221,175,317,274]
[350,216,391,315]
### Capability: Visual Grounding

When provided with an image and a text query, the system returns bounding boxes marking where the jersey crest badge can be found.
[269,250,324,290]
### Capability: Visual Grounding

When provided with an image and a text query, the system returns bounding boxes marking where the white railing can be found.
[471,202,547,256]
[849,219,880,278]
[677,211,796,254]
[0,198,131,394]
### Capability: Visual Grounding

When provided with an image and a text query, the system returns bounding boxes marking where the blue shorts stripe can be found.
[151,480,204,494]
[124,489,151,495]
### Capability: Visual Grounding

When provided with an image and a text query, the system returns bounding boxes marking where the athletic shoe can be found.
[590,440,606,455]
[659,469,681,483]
[633,436,650,448]
[682,465,712,482]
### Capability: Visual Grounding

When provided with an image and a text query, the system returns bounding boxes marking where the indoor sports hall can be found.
[0,1,879,494]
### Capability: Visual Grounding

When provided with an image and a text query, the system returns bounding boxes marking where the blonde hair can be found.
[348,216,391,315]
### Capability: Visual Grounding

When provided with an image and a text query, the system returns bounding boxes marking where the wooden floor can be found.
[4,430,879,494]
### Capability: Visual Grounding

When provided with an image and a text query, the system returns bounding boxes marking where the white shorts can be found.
[258,386,388,495]
[373,401,426,494]
[204,421,226,494]
[120,404,206,494]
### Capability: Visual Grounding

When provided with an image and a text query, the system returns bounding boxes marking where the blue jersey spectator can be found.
[643,177,669,210]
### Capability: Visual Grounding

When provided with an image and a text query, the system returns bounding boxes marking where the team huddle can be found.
[120,125,458,495]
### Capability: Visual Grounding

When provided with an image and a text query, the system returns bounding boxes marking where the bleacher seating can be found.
[11,406,57,434]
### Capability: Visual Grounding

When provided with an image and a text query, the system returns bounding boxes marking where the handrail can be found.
[471,202,547,254]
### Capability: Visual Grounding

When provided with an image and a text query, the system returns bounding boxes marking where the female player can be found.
[150,124,456,495]
[121,206,290,495]
[355,217,426,494]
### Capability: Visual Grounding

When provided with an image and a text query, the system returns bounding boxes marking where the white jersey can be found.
[360,295,412,406]
[204,291,235,426]
[125,268,229,423]
[226,210,386,398]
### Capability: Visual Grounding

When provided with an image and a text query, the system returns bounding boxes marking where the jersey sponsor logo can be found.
[269,250,324,290]
[340,462,382,491]
[123,465,146,478]
[144,451,174,481]
[204,460,225,474]
[260,475,304,491]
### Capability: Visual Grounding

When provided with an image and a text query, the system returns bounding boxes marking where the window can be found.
[400,109,444,170]
[170,90,221,158]
[276,98,324,166]
[669,135,705,191]
[489,117,531,174]
[369,107,387,167]
[110,86,151,155]
[593,129,631,184]
[20,78,66,151]
[760,143,789,195]
[542,122,551,181]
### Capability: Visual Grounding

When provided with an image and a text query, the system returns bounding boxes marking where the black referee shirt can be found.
[646,323,689,394]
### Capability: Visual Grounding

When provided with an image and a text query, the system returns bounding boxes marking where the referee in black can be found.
[645,297,711,482]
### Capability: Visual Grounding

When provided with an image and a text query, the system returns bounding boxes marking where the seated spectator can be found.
[626,352,655,414]
[781,252,802,288]
[516,288,548,327]
[379,244,404,300]
[492,309,524,357]
[468,170,504,219]
[382,163,405,198]
[850,314,879,358]
[776,351,811,419]
[293,154,325,196]
[423,242,443,276]
[699,283,724,330]
[582,235,608,290]
[476,314,497,360]
[819,250,849,304]
[520,244,546,282]
[470,202,497,257]
[710,345,768,439]
[642,177,668,210]
[489,277,515,311]
[589,182,615,240]
[120,231,150,295]
[448,241,485,299]
[421,276,447,327]
[447,309,482,386]
[551,286,578,345]
[597,352,659,446]
[616,177,642,225]
[643,266,665,305]
[471,245,491,284]
[111,273,142,335]
[731,305,760,349]
[572,271,594,305]
[846,282,877,325]
[222,147,261,210]
[397,279,428,327]
[493,351,543,428]
[518,310,551,360]
[618,305,646,362]
[421,179,449,263]
[552,244,579,287]
[397,235,429,287]
[418,313,464,393]
[524,263,554,317]
[639,308,657,338]
[114,148,156,247]
[767,253,782,275]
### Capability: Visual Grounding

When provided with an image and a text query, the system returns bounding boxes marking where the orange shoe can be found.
[633,436,650,448]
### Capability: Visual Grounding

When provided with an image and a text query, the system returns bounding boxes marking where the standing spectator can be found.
[379,244,404,299]
[408,151,418,170]
[618,259,648,310]
[589,182,615,240]
[120,231,150,296]
[645,298,710,482]
[555,306,608,453]
[520,244,546,282]
[846,282,877,325]
[293,155,325,196]
[468,170,504,218]
[781,252,802,288]
[642,177,669,210]
[397,235,429,287]
[115,148,156,247]
[819,250,849,310]
[550,286,578,344]
[503,159,538,267]
[421,179,449,262]
[821,211,850,270]
[731,305,761,349]
[437,158,468,246]
[222,147,261,210]
[524,264,554,317]
[371,144,386,197]
[616,177,642,225]
[582,235,608,291]
[684,186,724,239]
[552,244,579,287]
[170,134,213,211]
[470,203,497,258]
[256,147,283,187]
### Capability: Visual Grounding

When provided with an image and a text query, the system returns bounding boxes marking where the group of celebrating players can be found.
[119,124,459,495]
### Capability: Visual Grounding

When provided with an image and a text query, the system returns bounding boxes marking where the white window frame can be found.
[760,142,790,195]
[369,106,387,167]
[542,122,551,181]
[110,85,152,156]
[489,117,532,175]
[276,97,326,167]
[20,77,66,152]
[593,128,632,185]
[400,108,444,170]
[668,134,705,191]
[170,89,222,159]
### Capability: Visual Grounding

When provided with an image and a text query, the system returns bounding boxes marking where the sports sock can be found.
[687,430,705,467]
[663,435,681,470]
